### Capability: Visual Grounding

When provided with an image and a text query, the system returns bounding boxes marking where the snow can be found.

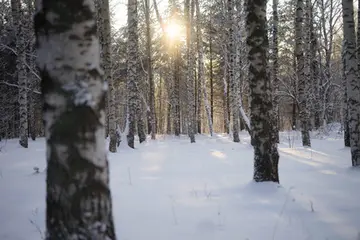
[1,132,360,240]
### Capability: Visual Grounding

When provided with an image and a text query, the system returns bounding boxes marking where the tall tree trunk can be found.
[245,0,279,183]
[196,0,213,136]
[11,0,28,148]
[228,0,240,142]
[342,0,360,166]
[145,0,156,140]
[295,0,311,147]
[127,0,141,148]
[99,0,117,152]
[25,0,37,141]
[342,43,350,147]
[304,0,312,132]
[222,44,230,134]
[136,87,146,143]
[309,5,320,130]
[271,0,280,143]
[173,48,181,136]
[35,0,117,238]
[209,22,214,123]
[196,66,202,134]
[185,0,196,143]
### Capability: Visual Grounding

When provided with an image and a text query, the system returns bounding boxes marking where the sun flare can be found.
[165,21,182,39]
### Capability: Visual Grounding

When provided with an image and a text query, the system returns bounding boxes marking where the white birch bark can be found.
[35,0,117,238]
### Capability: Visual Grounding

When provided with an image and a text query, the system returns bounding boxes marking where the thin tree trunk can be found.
[209,23,214,123]
[228,0,240,142]
[127,0,140,148]
[295,0,311,147]
[196,0,213,136]
[342,43,350,147]
[145,0,156,140]
[222,43,230,134]
[185,0,196,143]
[35,0,117,238]
[173,48,181,136]
[100,0,117,152]
[11,0,28,148]
[272,0,280,143]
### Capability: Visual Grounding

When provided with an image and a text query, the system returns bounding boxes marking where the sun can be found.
[165,21,182,40]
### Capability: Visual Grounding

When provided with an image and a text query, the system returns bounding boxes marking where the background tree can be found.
[127,0,146,148]
[11,0,28,148]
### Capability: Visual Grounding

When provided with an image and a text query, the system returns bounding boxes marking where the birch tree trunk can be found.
[222,43,230,134]
[185,0,196,143]
[127,0,146,147]
[100,0,117,152]
[35,0,116,238]
[228,0,240,142]
[309,4,320,130]
[173,48,181,136]
[11,0,28,148]
[295,0,311,147]
[195,0,213,136]
[127,0,137,148]
[342,43,350,147]
[245,0,279,183]
[145,0,156,140]
[209,27,214,123]
[342,0,360,166]
[271,0,280,143]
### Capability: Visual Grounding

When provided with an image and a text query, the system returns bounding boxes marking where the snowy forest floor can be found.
[0,130,360,240]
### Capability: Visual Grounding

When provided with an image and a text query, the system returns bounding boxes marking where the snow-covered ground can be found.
[0,132,359,240]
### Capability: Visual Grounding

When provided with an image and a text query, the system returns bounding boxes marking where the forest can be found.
[0,0,360,239]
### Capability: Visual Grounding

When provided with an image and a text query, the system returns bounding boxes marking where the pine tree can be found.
[35,0,117,238]
[245,0,279,182]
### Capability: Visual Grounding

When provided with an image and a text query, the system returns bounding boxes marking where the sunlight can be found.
[165,21,182,40]
[211,150,226,159]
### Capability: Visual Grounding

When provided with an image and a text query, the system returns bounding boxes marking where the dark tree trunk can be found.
[209,30,214,123]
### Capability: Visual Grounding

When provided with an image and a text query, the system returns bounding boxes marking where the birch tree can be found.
[11,0,28,148]
[295,0,311,147]
[245,0,279,183]
[271,0,280,143]
[228,0,240,142]
[35,0,117,238]
[144,0,156,140]
[185,0,196,143]
[127,0,146,148]
[99,0,117,152]
[195,0,213,136]
[342,0,360,166]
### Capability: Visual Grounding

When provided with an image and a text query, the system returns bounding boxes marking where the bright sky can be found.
[111,0,169,27]
[111,0,127,27]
